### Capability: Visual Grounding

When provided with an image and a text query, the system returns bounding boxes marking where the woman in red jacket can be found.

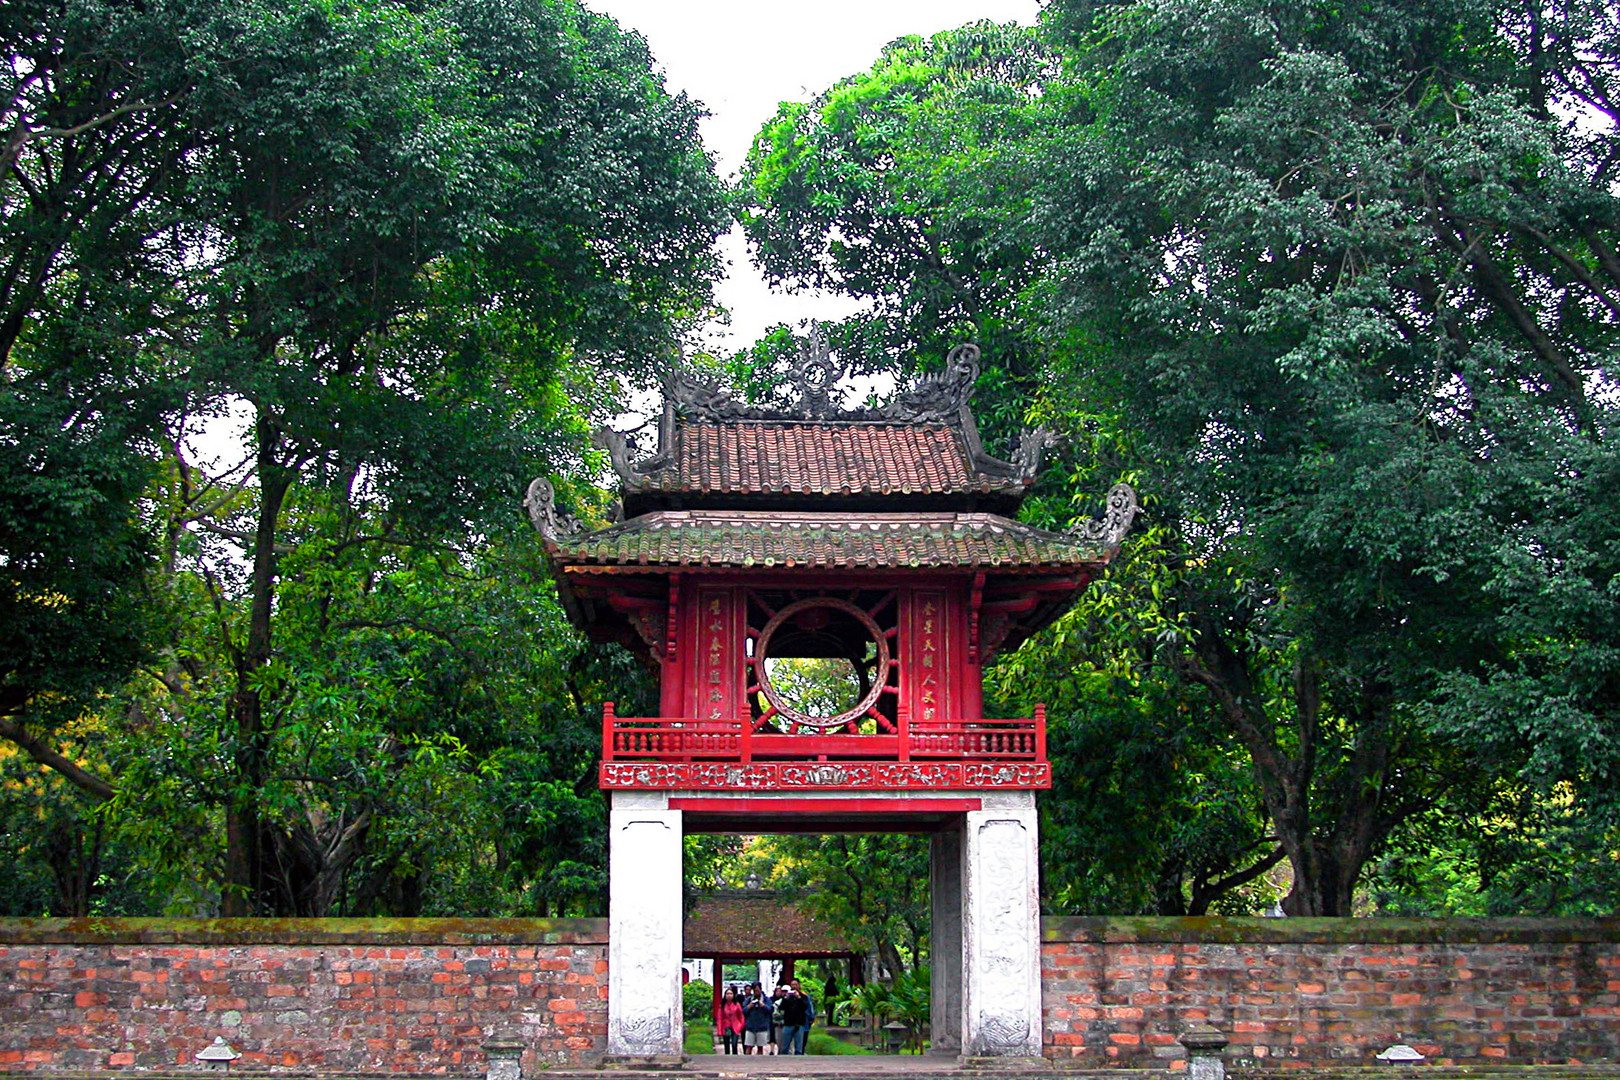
[714,986,745,1055]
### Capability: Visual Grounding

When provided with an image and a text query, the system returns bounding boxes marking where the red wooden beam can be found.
[670,797,981,814]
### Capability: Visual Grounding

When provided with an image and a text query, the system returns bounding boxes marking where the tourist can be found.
[778,979,811,1055]
[801,978,816,1039]
[769,984,787,1054]
[742,984,773,1056]
[715,987,744,1055]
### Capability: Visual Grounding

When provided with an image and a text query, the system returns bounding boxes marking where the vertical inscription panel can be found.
[689,586,739,721]
[905,589,952,722]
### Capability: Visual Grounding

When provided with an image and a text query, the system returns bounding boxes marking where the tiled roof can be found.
[621,421,1029,499]
[548,510,1112,571]
[685,892,860,956]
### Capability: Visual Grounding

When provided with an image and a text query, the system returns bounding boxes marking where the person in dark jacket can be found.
[741,984,774,1055]
[778,979,812,1055]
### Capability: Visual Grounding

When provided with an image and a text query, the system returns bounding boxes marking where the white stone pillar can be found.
[961,794,1042,1058]
[929,826,964,1054]
[607,794,683,1058]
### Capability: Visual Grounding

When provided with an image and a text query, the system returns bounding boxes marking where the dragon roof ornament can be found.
[1070,483,1139,549]
[523,477,583,542]
[665,325,984,425]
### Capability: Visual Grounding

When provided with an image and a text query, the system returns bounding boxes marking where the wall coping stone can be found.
[1040,915,1620,945]
[0,916,609,946]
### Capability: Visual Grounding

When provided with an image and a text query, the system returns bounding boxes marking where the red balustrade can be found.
[599,702,1047,764]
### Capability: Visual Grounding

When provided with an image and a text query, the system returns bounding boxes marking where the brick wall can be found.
[1042,917,1620,1067]
[7,916,1619,1073]
[0,919,608,1073]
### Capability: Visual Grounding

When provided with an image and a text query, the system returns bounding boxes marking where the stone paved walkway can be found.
[677,1052,972,1074]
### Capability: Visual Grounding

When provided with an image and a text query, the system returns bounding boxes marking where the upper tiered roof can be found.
[595,336,1051,516]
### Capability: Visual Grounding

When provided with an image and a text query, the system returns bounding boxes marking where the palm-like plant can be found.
[835,982,893,1048]
[888,966,931,1053]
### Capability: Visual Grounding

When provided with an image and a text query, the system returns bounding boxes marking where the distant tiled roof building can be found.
[684,891,860,959]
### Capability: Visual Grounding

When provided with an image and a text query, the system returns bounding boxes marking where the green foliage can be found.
[835,980,892,1026]
[682,1025,714,1055]
[1027,0,1620,913]
[0,0,185,738]
[760,834,929,979]
[806,1030,870,1055]
[736,20,1062,426]
[740,0,1620,916]
[0,742,155,916]
[990,517,1282,915]
[683,979,713,1021]
[887,965,931,1053]
[834,981,895,1051]
[1,0,720,915]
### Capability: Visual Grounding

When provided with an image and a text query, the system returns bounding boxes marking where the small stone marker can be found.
[195,1037,239,1070]
[1376,1037,1426,1064]
[483,1036,525,1080]
[1179,1022,1229,1080]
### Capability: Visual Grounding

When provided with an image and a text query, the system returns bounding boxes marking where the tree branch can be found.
[0,718,117,801]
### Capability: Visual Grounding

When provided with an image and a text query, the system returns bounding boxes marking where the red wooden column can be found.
[711,963,722,1031]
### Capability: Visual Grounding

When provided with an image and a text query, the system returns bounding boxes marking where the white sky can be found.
[584,0,1042,358]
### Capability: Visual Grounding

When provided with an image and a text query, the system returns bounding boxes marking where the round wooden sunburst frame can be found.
[753,597,889,733]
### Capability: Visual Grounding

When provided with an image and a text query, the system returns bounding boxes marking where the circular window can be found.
[762,656,863,716]
[754,597,889,732]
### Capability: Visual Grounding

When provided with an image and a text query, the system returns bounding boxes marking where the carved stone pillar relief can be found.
[607,801,683,1057]
[961,798,1042,1057]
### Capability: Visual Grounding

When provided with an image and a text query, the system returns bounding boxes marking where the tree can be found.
[739,0,1620,914]
[1027,0,1620,912]
[737,20,1060,434]
[2,0,725,914]
[0,0,195,758]
[758,833,930,980]
[988,526,1284,915]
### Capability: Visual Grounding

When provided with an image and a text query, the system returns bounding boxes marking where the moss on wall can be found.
[1039,915,1620,945]
[0,916,609,946]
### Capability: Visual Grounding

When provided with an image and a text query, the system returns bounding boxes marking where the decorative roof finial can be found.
[524,477,583,541]
[1071,483,1139,548]
[880,343,981,424]
[787,322,848,419]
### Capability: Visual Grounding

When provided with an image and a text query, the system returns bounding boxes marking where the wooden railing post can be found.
[898,702,912,762]
[602,702,616,762]
[1034,704,1047,763]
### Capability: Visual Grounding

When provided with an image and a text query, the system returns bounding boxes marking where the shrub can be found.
[807,1030,869,1056]
[683,979,713,1021]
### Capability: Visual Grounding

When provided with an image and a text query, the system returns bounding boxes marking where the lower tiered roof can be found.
[543,510,1110,572]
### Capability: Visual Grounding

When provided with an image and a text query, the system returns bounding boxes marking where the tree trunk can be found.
[221,418,291,916]
[1181,624,1394,918]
